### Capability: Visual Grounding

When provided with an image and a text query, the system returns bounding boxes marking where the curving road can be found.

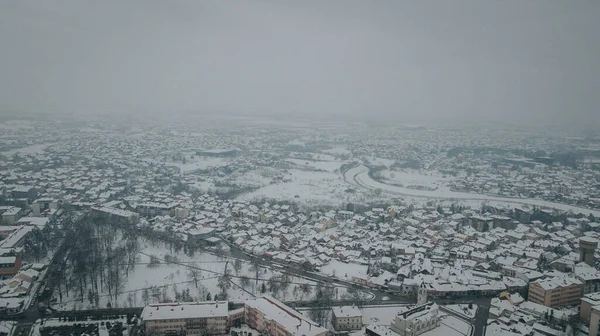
[344,165,600,216]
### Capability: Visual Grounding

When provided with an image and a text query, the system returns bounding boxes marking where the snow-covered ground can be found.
[444,304,478,319]
[362,304,410,326]
[379,169,451,190]
[1,142,55,156]
[0,120,35,131]
[166,157,231,174]
[237,169,350,207]
[52,239,342,310]
[426,315,472,336]
[346,164,600,216]
[286,158,341,172]
[236,168,392,209]
[367,157,396,168]
[320,260,369,281]
[321,147,352,156]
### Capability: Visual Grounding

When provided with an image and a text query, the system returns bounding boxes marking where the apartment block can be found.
[528,276,583,308]
[244,296,327,336]
[142,302,229,335]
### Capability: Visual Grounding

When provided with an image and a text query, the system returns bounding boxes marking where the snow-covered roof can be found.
[245,296,327,336]
[332,306,362,318]
[141,302,228,321]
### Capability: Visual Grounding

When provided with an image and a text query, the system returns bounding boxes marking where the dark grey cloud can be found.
[0,0,598,127]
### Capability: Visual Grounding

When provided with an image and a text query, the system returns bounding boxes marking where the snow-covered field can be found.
[237,169,351,207]
[286,158,341,172]
[167,157,231,174]
[320,260,369,281]
[53,238,343,310]
[0,120,35,131]
[346,164,600,216]
[379,169,451,190]
[236,167,394,208]
[1,142,55,156]
[367,157,396,168]
[321,147,352,156]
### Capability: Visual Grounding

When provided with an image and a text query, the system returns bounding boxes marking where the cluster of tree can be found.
[266,274,292,300]
[23,226,53,262]
[308,283,336,326]
[56,214,140,308]
[216,260,232,299]
[344,286,369,308]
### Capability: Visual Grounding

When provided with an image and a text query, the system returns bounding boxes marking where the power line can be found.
[137,251,348,288]
[56,277,219,306]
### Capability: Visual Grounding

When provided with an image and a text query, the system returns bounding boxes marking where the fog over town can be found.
[0,1,600,336]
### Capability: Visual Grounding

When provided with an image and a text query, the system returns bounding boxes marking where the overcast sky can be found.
[0,0,598,126]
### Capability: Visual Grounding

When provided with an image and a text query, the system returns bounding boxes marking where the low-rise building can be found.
[0,207,22,225]
[0,226,34,249]
[141,302,229,336]
[10,186,37,202]
[188,227,216,242]
[0,255,22,279]
[31,198,59,216]
[331,306,362,331]
[390,302,441,336]
[244,296,327,336]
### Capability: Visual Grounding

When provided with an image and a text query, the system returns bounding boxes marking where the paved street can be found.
[437,297,492,336]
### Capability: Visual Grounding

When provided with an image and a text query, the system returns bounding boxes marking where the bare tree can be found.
[279,275,292,300]
[309,283,335,325]
[240,276,251,288]
[233,259,243,275]
[187,264,201,288]
[217,261,232,297]
[268,276,281,297]
[249,259,262,286]
[300,283,312,300]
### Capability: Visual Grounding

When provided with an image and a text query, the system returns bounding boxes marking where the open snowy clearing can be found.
[379,169,451,190]
[236,168,394,208]
[345,165,600,216]
[286,158,341,172]
[320,260,369,281]
[166,157,231,174]
[1,143,56,156]
[237,169,350,207]
[52,239,347,310]
[0,120,35,131]
[367,157,396,168]
[321,147,352,156]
